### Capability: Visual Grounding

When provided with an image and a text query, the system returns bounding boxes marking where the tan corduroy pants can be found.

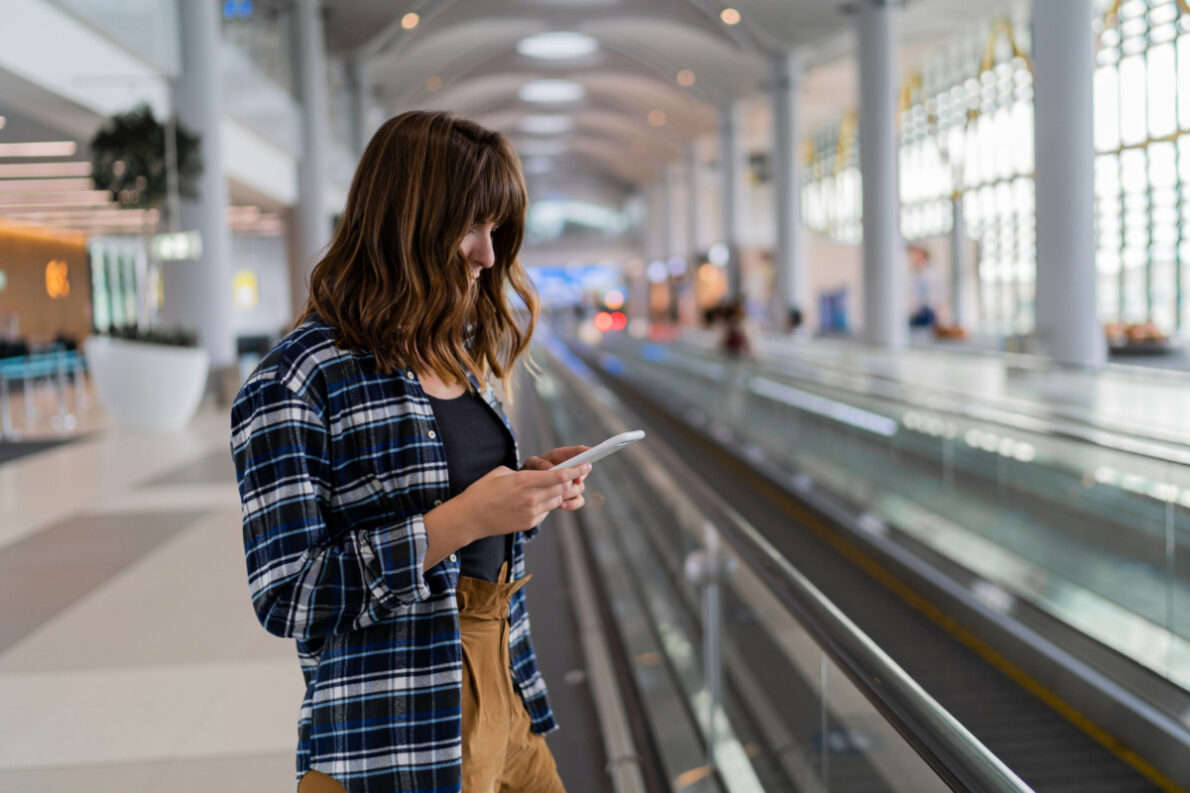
[298,564,565,793]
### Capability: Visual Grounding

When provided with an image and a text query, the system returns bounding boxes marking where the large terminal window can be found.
[801,114,863,246]
[899,16,1035,335]
[1093,0,1190,335]
[805,3,1190,338]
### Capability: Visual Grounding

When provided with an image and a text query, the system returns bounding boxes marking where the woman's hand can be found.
[522,446,591,512]
[460,463,591,538]
[421,452,592,570]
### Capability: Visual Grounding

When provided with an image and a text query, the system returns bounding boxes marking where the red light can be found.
[611,311,627,331]
[593,311,614,332]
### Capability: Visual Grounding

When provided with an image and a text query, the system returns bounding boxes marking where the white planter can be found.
[84,336,210,431]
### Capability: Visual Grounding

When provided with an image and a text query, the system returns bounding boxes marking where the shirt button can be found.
[428,430,437,439]
[449,553,457,562]
[433,499,443,506]
[405,370,415,380]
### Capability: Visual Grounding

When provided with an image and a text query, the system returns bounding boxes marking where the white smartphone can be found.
[549,430,646,471]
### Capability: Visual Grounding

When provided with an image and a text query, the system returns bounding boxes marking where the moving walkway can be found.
[531,327,1189,792]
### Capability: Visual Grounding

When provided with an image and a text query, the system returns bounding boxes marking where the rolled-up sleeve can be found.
[231,375,431,639]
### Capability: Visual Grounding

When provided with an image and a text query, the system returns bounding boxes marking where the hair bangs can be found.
[471,140,527,228]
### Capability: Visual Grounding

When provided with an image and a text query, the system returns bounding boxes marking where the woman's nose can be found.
[475,235,496,268]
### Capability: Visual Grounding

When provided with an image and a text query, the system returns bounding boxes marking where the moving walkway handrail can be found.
[631,332,1190,469]
[544,333,1034,793]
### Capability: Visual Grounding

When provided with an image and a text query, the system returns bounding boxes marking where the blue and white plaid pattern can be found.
[230,319,556,792]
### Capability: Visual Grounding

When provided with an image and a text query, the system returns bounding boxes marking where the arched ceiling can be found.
[322,0,1024,196]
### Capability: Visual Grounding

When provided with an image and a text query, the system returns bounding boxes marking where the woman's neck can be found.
[417,368,467,399]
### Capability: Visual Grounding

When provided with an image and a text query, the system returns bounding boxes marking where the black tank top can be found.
[427,388,516,582]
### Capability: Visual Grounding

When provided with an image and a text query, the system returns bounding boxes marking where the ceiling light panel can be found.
[518,139,567,156]
[0,190,110,206]
[0,141,78,158]
[517,32,599,60]
[0,177,94,193]
[520,115,574,134]
[0,162,92,179]
[519,80,585,103]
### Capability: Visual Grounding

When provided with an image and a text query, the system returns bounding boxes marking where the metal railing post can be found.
[73,356,89,411]
[52,350,76,431]
[0,374,16,441]
[703,520,723,769]
[22,367,36,427]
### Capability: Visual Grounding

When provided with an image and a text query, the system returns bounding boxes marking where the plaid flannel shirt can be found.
[230,318,556,792]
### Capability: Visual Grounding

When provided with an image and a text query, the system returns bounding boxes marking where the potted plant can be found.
[83,104,211,431]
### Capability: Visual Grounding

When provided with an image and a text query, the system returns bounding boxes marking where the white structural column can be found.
[348,57,384,155]
[1033,0,1103,367]
[166,0,235,369]
[346,58,367,157]
[665,163,686,319]
[718,102,746,300]
[660,169,675,264]
[292,0,333,316]
[950,194,967,327]
[665,163,685,263]
[685,144,701,261]
[771,49,807,329]
[856,0,907,348]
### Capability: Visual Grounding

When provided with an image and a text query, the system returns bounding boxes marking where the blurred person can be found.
[908,243,941,329]
[231,111,590,793]
[720,299,753,358]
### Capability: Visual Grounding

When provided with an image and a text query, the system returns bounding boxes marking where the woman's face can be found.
[460,221,499,287]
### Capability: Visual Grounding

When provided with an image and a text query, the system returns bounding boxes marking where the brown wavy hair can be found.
[297,110,538,395]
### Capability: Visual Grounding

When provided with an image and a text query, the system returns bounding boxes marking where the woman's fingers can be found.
[520,465,591,491]
[543,445,590,465]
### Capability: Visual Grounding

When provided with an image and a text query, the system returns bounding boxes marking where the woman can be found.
[231,111,589,793]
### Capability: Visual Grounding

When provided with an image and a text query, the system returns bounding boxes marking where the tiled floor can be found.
[0,401,303,791]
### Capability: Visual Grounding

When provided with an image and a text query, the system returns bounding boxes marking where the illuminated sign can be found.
[151,230,203,261]
[233,270,259,311]
[46,259,70,298]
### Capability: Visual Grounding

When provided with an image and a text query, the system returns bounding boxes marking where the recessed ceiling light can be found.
[425,75,443,92]
[401,12,419,30]
[0,141,78,158]
[517,31,599,60]
[677,70,696,87]
[647,109,667,127]
[720,7,741,25]
[520,115,573,134]
[524,157,554,175]
[519,80,585,103]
